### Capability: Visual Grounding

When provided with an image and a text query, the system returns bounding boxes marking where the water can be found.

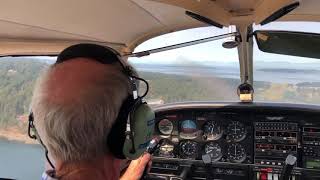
[133,63,320,84]
[0,139,44,180]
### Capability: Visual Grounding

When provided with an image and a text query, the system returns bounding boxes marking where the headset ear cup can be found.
[107,96,134,159]
[107,113,127,159]
[123,103,155,159]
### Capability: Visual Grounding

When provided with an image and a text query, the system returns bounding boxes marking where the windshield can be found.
[128,23,320,105]
[128,27,240,105]
[253,22,320,104]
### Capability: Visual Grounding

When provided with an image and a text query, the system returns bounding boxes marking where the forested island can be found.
[1,58,320,143]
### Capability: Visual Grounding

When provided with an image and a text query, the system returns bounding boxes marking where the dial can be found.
[227,143,246,163]
[226,121,247,142]
[180,120,198,139]
[180,140,198,158]
[158,139,175,157]
[204,142,222,162]
[180,120,197,134]
[158,119,173,135]
[203,121,223,141]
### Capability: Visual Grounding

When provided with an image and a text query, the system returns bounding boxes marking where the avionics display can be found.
[306,159,320,169]
[304,127,320,133]
[302,126,320,169]
[254,122,298,166]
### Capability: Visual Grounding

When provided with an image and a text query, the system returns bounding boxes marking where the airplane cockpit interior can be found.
[1,0,320,180]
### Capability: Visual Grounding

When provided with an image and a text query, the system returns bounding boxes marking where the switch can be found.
[267,173,272,180]
[260,173,267,180]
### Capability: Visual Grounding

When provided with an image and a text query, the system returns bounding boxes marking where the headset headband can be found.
[56,43,134,75]
[56,43,147,99]
[57,43,120,64]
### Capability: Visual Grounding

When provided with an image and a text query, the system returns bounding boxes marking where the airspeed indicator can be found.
[158,119,173,135]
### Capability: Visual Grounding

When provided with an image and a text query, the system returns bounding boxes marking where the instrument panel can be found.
[154,111,253,164]
[147,103,320,180]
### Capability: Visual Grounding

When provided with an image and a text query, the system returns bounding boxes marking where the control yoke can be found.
[280,154,297,180]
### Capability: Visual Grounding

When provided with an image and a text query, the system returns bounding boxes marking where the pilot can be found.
[28,43,154,180]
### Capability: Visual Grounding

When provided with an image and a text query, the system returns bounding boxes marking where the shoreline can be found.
[0,127,37,144]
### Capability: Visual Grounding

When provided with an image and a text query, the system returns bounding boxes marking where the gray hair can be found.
[31,59,136,162]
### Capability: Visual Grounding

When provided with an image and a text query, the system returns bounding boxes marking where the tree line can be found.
[1,58,320,131]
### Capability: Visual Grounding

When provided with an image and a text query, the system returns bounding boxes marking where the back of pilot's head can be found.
[31,44,136,162]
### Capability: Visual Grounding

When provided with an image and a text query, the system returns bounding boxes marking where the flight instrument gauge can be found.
[226,121,247,142]
[180,140,198,158]
[203,121,223,140]
[204,142,222,162]
[158,139,175,157]
[227,143,246,163]
[158,119,173,136]
[180,119,198,139]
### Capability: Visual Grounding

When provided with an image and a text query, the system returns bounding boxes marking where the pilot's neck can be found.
[52,154,121,180]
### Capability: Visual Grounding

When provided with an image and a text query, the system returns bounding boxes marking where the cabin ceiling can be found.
[0,0,319,56]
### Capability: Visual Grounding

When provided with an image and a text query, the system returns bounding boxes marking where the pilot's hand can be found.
[120,153,152,180]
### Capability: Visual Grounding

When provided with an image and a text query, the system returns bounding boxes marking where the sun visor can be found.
[254,30,320,59]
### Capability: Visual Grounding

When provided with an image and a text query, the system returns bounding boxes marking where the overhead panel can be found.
[215,0,260,12]
[132,0,198,27]
[279,0,320,21]
[0,0,163,44]
[152,0,231,26]
[127,0,204,50]
[0,0,319,56]
[0,20,93,41]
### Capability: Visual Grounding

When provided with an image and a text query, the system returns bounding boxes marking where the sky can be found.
[35,21,320,67]
[129,21,320,65]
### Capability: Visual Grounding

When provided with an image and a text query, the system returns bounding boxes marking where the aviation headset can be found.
[28,43,155,169]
